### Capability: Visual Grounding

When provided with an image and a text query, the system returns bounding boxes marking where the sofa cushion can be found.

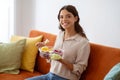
[0,39,26,74]
[104,63,120,80]
[10,35,43,72]
[29,30,56,74]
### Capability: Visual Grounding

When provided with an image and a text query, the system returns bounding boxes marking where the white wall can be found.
[14,0,36,36]
[0,0,9,42]
[15,0,120,48]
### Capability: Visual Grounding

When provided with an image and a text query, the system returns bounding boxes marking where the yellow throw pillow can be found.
[10,35,43,72]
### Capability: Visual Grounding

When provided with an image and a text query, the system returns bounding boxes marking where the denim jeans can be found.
[25,72,68,80]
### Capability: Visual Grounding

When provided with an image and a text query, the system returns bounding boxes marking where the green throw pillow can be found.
[0,39,26,74]
[104,63,120,80]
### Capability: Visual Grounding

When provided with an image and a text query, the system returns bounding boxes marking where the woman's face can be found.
[59,9,77,30]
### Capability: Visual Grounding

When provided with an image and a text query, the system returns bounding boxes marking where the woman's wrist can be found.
[58,58,73,71]
[57,59,63,63]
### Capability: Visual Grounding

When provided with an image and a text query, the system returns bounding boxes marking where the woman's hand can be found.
[35,39,49,48]
[58,59,73,71]
[35,42,45,48]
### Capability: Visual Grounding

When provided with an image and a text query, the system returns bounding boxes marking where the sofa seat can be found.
[0,70,41,80]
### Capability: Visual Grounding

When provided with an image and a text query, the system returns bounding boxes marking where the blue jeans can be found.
[25,72,68,80]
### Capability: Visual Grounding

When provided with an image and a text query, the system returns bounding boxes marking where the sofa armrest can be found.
[80,43,120,80]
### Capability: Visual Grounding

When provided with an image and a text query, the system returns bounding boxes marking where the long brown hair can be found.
[58,5,88,39]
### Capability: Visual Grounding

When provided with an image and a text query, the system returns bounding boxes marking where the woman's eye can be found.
[67,15,71,18]
[59,15,72,19]
[60,16,63,19]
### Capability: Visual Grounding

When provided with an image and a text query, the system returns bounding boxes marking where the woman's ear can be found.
[75,16,78,22]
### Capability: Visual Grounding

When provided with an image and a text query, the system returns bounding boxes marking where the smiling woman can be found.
[0,0,14,42]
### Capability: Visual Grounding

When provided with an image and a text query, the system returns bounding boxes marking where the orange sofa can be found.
[0,30,120,80]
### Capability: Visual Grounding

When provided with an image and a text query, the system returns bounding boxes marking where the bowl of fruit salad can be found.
[39,46,53,58]
[39,46,64,60]
[38,39,64,60]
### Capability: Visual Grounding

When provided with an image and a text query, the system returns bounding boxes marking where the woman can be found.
[25,5,90,80]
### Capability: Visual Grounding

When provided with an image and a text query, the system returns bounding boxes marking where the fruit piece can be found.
[41,46,51,52]
[50,53,62,60]
[53,49,63,56]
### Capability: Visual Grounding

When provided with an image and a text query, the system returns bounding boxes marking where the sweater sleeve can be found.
[72,41,90,76]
